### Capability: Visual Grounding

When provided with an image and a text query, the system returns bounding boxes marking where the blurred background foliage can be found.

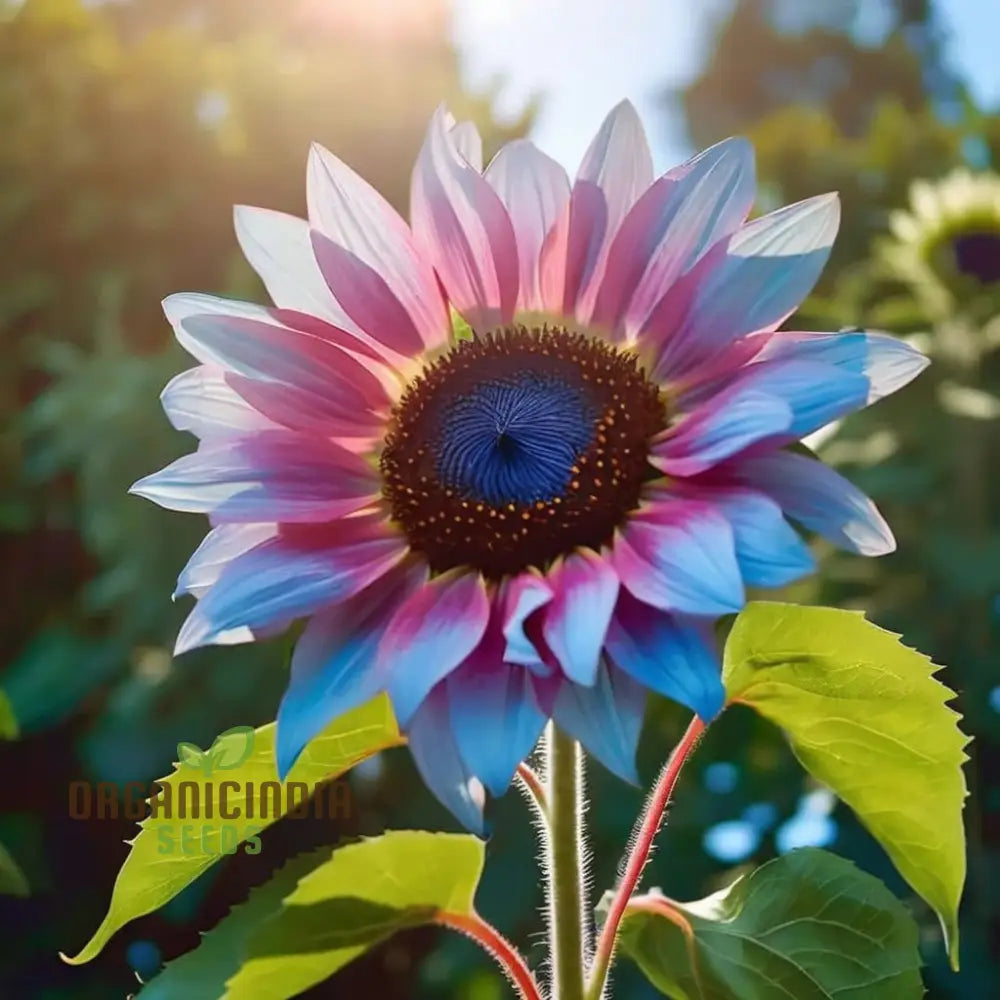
[0,0,997,996]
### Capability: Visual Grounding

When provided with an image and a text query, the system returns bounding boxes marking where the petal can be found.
[410,106,519,331]
[686,486,816,588]
[164,299,390,414]
[380,570,491,727]
[720,359,869,437]
[130,432,380,522]
[576,101,654,219]
[174,522,278,598]
[593,137,755,338]
[161,366,278,440]
[223,371,384,438]
[651,389,793,477]
[605,591,724,720]
[542,549,619,686]
[613,499,744,614]
[275,564,423,778]
[174,515,407,654]
[446,638,546,797]
[164,290,393,369]
[449,118,483,171]
[541,100,654,320]
[499,571,554,670]
[310,231,431,360]
[661,193,840,373]
[307,142,448,351]
[758,330,929,404]
[485,139,571,312]
[732,450,895,556]
[233,205,348,324]
[408,685,487,834]
[552,663,645,783]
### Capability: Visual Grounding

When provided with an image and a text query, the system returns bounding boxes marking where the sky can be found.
[452,0,1000,174]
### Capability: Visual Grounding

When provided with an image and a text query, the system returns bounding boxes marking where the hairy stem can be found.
[436,911,542,1000]
[516,761,549,819]
[546,724,587,1000]
[586,715,706,999]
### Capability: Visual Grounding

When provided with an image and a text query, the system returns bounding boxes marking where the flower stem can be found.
[586,715,706,1000]
[516,761,549,818]
[436,911,542,1000]
[546,724,587,1000]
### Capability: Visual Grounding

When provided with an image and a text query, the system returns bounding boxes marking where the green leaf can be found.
[138,832,483,1000]
[226,831,484,999]
[137,849,331,999]
[0,842,29,897]
[614,849,924,1000]
[64,694,403,965]
[0,690,18,740]
[723,601,968,967]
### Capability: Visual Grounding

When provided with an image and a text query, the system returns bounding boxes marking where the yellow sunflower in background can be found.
[883,168,1000,315]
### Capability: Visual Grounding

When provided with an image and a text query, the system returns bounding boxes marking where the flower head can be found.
[884,168,1000,301]
[133,102,927,831]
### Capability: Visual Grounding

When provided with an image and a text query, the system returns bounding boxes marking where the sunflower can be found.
[132,102,926,831]
[884,168,1000,299]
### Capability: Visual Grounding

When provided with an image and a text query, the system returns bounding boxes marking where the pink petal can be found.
[541,101,654,321]
[379,569,492,726]
[593,138,755,339]
[163,295,390,415]
[542,549,619,686]
[651,387,793,477]
[411,106,519,332]
[485,139,571,312]
[130,432,380,522]
[307,142,449,352]
[669,333,773,407]
[310,231,431,361]
[223,373,385,438]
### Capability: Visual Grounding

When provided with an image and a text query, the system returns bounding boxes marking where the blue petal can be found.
[408,686,487,835]
[542,550,619,686]
[760,330,929,404]
[446,658,546,797]
[733,360,869,437]
[553,663,645,783]
[711,489,816,588]
[604,593,725,721]
[275,570,415,778]
[665,193,840,369]
[614,499,744,616]
[734,451,896,556]
[173,523,404,654]
[735,450,895,556]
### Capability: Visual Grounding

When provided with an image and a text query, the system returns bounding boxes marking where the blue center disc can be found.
[434,372,596,505]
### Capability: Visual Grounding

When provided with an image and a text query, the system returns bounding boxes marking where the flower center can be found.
[380,324,667,577]
[950,231,1000,284]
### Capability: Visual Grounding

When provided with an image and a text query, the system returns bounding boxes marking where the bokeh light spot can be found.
[703,819,760,863]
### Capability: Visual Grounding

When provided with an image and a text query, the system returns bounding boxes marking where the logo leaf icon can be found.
[176,742,206,772]
[208,726,255,771]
